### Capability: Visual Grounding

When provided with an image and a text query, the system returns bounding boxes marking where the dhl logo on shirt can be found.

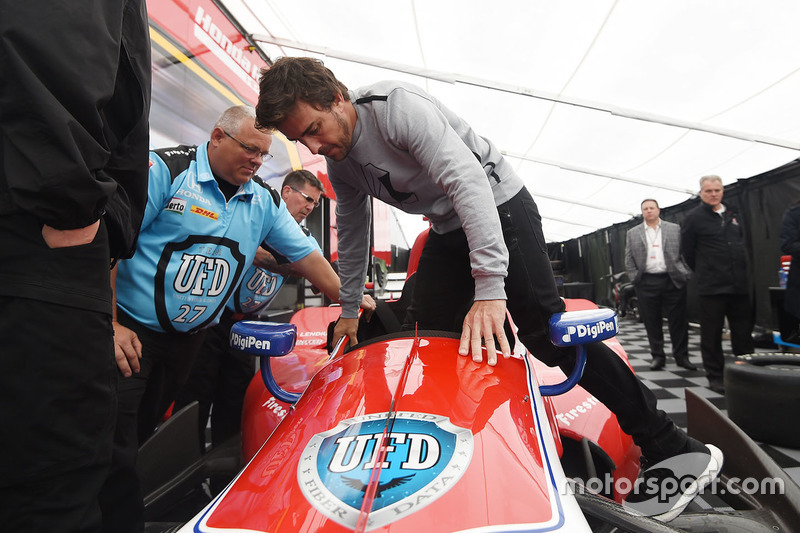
[190,205,219,220]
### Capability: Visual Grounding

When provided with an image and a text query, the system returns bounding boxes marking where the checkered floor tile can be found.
[614,316,800,485]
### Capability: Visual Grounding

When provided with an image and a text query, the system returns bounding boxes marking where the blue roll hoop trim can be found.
[229,321,297,357]
[229,321,301,404]
[260,356,302,404]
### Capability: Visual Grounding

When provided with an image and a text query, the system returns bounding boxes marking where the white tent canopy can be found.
[221,0,800,243]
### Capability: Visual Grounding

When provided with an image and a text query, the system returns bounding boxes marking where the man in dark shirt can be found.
[0,1,151,531]
[681,175,754,393]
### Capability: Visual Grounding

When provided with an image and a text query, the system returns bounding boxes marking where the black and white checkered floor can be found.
[615,316,800,487]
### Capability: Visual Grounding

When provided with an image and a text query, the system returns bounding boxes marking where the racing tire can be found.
[724,352,800,448]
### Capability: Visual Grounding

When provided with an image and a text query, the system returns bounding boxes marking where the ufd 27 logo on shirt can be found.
[155,237,245,333]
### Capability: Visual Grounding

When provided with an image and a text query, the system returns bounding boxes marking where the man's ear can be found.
[281,184,292,200]
[209,127,226,145]
[333,91,345,107]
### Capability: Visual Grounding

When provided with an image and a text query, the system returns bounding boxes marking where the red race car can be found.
[140,231,800,532]
[145,295,798,532]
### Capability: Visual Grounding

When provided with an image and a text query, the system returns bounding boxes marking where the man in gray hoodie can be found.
[256,56,721,522]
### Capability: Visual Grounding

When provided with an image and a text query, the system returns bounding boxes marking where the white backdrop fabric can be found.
[222,0,800,242]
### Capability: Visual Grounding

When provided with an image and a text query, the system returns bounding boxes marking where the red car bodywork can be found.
[179,297,638,532]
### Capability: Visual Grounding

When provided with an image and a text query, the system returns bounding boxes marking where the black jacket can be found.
[681,202,749,296]
[780,203,800,318]
[0,0,151,311]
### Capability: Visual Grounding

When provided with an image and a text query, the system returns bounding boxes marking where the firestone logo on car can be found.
[298,412,473,530]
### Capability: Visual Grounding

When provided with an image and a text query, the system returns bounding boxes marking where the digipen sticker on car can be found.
[298,412,473,530]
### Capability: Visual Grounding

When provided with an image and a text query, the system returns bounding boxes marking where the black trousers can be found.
[0,297,116,533]
[99,310,207,533]
[173,311,257,450]
[404,188,686,461]
[635,273,689,360]
[698,293,754,382]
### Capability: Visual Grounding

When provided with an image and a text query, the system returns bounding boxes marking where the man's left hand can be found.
[360,294,376,321]
[458,299,511,366]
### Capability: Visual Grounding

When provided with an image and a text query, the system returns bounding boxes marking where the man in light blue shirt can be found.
[102,106,341,532]
[174,169,326,451]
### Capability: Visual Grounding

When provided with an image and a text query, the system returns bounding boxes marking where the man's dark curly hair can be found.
[256,57,350,131]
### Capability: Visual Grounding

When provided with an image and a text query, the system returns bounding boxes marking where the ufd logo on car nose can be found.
[298,412,473,530]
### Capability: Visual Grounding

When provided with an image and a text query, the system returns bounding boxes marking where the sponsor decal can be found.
[261,396,289,420]
[556,395,601,427]
[194,6,260,95]
[245,269,278,297]
[560,316,618,344]
[190,205,219,220]
[161,148,194,158]
[298,412,473,530]
[165,197,186,215]
[176,188,212,206]
[185,172,203,193]
[230,330,270,351]
[154,237,245,333]
[173,252,230,297]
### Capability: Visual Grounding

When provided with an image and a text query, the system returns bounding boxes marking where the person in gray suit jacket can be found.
[626,199,697,371]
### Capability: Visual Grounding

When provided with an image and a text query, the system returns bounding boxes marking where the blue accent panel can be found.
[229,321,297,356]
[549,308,618,347]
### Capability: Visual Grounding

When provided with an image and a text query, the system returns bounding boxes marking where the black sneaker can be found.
[624,437,723,522]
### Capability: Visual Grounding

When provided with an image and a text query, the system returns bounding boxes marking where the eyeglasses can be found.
[223,130,273,161]
[290,186,321,208]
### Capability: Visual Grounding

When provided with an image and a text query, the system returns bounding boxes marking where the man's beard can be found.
[327,108,352,161]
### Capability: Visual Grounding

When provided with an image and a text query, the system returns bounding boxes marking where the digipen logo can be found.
[561,317,617,344]
[230,331,271,351]
[298,412,473,530]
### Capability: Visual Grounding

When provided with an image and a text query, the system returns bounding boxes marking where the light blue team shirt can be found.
[227,230,321,316]
[116,142,316,333]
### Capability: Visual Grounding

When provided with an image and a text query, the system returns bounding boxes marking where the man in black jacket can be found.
[780,200,800,341]
[681,175,754,393]
[0,2,151,531]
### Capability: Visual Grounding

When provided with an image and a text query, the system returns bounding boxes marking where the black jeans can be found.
[698,293,754,382]
[0,297,116,533]
[404,188,686,461]
[99,310,207,533]
[173,311,257,450]
[635,273,689,360]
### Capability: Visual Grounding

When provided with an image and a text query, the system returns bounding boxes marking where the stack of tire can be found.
[725,352,800,448]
